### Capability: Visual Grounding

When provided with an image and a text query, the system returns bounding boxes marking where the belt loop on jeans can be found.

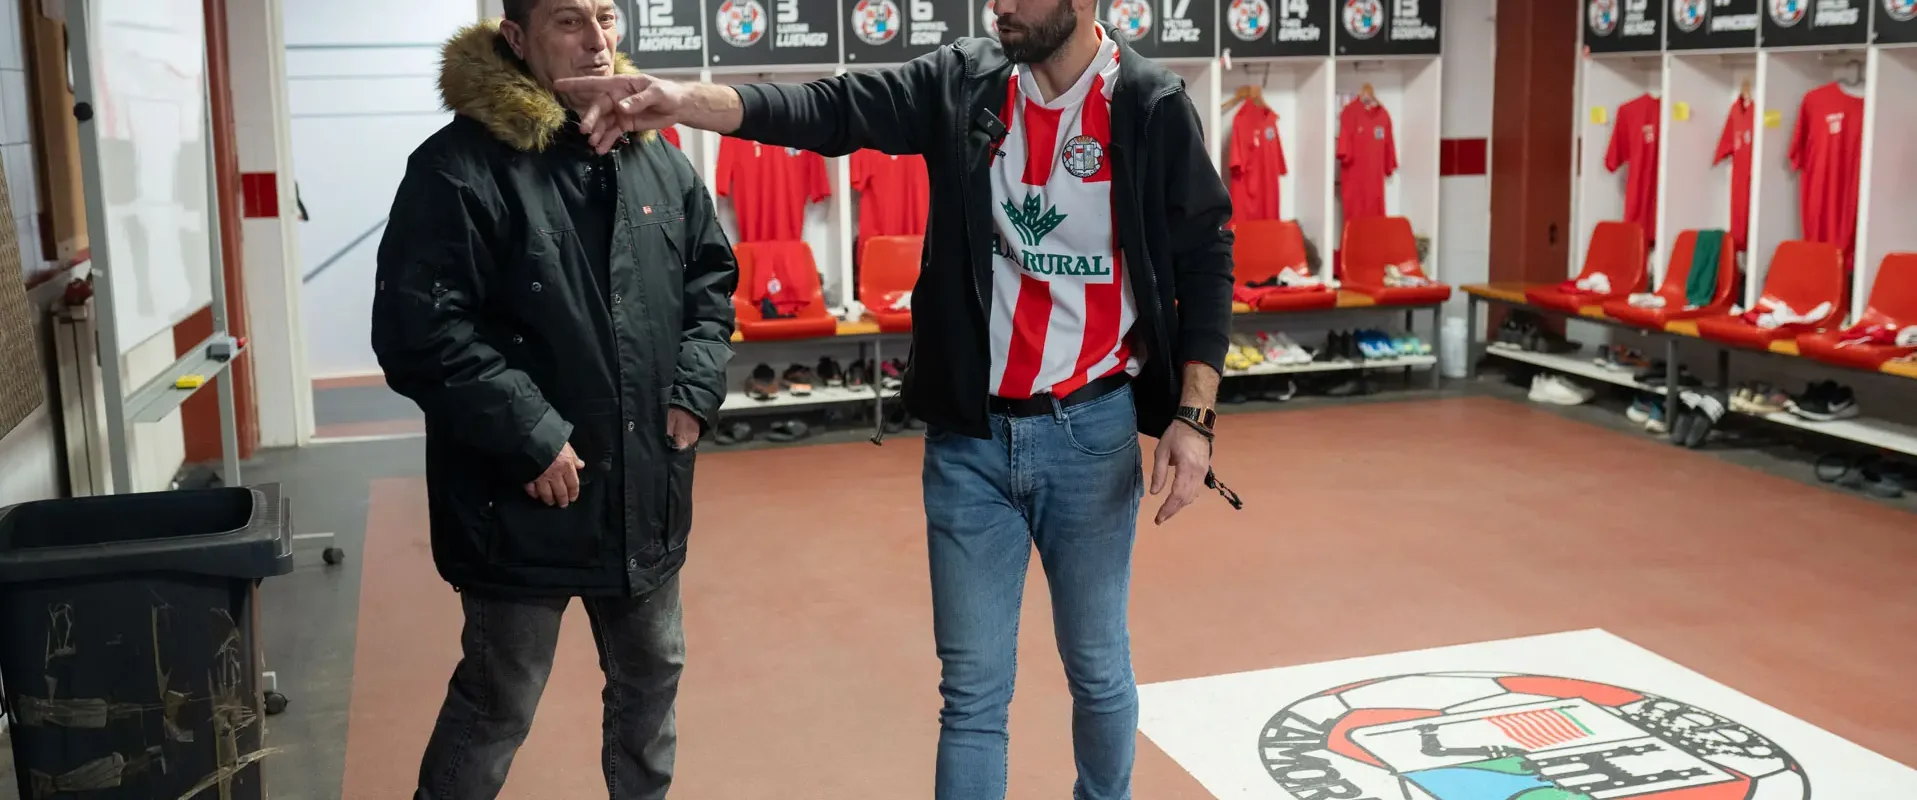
[1048,393,1064,422]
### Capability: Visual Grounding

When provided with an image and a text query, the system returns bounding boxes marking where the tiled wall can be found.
[0,0,43,280]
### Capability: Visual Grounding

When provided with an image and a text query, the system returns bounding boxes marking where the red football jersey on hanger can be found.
[1604,93,1661,247]
[1788,83,1865,266]
[1713,96,1754,253]
[850,150,929,241]
[715,137,831,242]
[1336,99,1396,222]
[1228,102,1287,222]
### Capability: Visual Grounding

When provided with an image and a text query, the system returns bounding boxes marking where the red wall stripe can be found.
[1439,138,1489,177]
[240,172,279,218]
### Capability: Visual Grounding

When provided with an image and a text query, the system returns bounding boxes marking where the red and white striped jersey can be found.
[987,30,1139,401]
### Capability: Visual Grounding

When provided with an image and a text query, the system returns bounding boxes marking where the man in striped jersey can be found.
[557,1,1233,795]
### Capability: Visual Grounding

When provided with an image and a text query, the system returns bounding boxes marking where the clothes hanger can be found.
[1221,84,1271,112]
[1360,83,1377,106]
[1739,77,1752,102]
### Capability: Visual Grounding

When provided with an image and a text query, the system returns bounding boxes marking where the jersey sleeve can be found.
[715,136,740,197]
[1335,106,1353,166]
[1603,106,1629,173]
[1787,98,1810,172]
[1382,112,1398,177]
[1227,116,1248,177]
[1713,107,1736,165]
[807,152,832,202]
[850,150,873,192]
[1275,128,1289,176]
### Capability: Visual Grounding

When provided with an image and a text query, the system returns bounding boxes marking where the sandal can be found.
[765,420,811,443]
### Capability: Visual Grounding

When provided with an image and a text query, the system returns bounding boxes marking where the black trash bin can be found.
[0,484,292,800]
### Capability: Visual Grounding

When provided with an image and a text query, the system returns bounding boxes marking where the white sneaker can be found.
[1529,374,1591,405]
[1276,332,1311,364]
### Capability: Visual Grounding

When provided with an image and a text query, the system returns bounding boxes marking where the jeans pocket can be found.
[1061,389,1139,458]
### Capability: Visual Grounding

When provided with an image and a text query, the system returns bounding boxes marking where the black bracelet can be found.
[1172,415,1215,441]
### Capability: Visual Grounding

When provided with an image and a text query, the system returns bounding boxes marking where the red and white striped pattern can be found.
[986,30,1139,400]
[1487,708,1592,751]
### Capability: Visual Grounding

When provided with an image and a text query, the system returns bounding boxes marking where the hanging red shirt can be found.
[1228,103,1287,223]
[660,126,682,148]
[1712,96,1754,253]
[850,149,929,240]
[1604,94,1661,247]
[714,137,831,242]
[1788,83,1865,266]
[1336,99,1396,222]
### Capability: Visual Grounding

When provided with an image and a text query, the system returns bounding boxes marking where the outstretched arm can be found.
[556,47,950,157]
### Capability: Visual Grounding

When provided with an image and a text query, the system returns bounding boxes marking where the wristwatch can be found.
[1174,405,1216,431]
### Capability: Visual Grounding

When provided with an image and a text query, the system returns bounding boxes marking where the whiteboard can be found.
[85,0,214,353]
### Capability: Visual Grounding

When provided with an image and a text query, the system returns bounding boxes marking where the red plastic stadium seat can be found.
[1233,220,1338,311]
[1602,229,1738,329]
[859,235,921,333]
[1527,221,1646,313]
[1340,216,1452,305]
[1694,240,1845,349]
[1797,253,1917,370]
[734,241,839,341]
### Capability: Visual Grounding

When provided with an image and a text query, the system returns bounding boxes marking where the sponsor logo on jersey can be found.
[1589,0,1620,35]
[1673,0,1708,32]
[852,0,903,45]
[716,0,767,47]
[1770,0,1807,26]
[998,194,1110,277]
[1061,134,1106,178]
[1258,673,1808,799]
[1227,0,1271,40]
[1343,0,1383,39]
[1886,0,1916,20]
[1107,0,1153,41]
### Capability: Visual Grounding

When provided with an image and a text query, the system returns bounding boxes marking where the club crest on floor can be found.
[1258,673,1805,799]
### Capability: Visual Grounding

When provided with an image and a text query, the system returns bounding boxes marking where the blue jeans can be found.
[922,385,1145,800]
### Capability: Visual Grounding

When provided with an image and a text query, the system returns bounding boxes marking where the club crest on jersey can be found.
[1890,0,1917,22]
[1769,0,1806,26]
[1374,125,1384,140]
[1343,0,1383,39]
[1588,0,1619,36]
[766,277,783,293]
[1107,0,1153,41]
[852,0,902,45]
[1227,0,1271,40]
[1061,134,1107,179]
[982,0,1001,38]
[716,0,767,47]
[1672,0,1707,32]
[1265,127,1276,141]
[1257,673,1808,798]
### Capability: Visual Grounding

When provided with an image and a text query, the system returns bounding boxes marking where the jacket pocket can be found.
[488,402,617,569]
[664,446,696,552]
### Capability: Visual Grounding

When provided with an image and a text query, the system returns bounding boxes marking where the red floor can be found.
[341,398,1917,797]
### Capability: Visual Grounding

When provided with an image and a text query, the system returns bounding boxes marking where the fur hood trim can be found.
[438,18,643,152]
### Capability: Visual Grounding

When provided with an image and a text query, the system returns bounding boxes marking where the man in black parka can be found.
[369,1,736,797]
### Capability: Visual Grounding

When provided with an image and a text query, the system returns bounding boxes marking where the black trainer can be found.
[817,357,845,388]
[845,359,870,389]
[746,364,778,401]
[1788,380,1859,421]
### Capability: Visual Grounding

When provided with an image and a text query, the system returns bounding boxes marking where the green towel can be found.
[1685,230,1725,309]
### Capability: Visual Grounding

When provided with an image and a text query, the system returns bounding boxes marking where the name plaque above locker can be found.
[1100,0,1219,59]
[1585,0,1664,52]
[622,0,707,70]
[844,0,968,64]
[1334,0,1443,57]
[707,0,841,67]
[1761,0,1868,46]
[1223,0,1333,58]
[1666,0,1758,50]
[1879,0,1917,43]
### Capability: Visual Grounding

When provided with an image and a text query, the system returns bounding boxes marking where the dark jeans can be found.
[922,385,1145,800]
[415,575,684,800]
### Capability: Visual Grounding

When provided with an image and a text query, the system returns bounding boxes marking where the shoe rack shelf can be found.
[1224,355,1437,378]
[1483,344,1668,396]
[1479,333,1917,458]
[720,385,880,413]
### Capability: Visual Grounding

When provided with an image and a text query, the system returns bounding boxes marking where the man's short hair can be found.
[503,0,540,26]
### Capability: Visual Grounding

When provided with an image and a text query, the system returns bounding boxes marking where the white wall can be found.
[1437,0,1493,332]
[1855,47,1917,319]
[286,0,477,378]
[1658,53,1753,288]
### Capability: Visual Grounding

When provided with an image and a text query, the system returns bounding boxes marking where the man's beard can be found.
[998,2,1077,63]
